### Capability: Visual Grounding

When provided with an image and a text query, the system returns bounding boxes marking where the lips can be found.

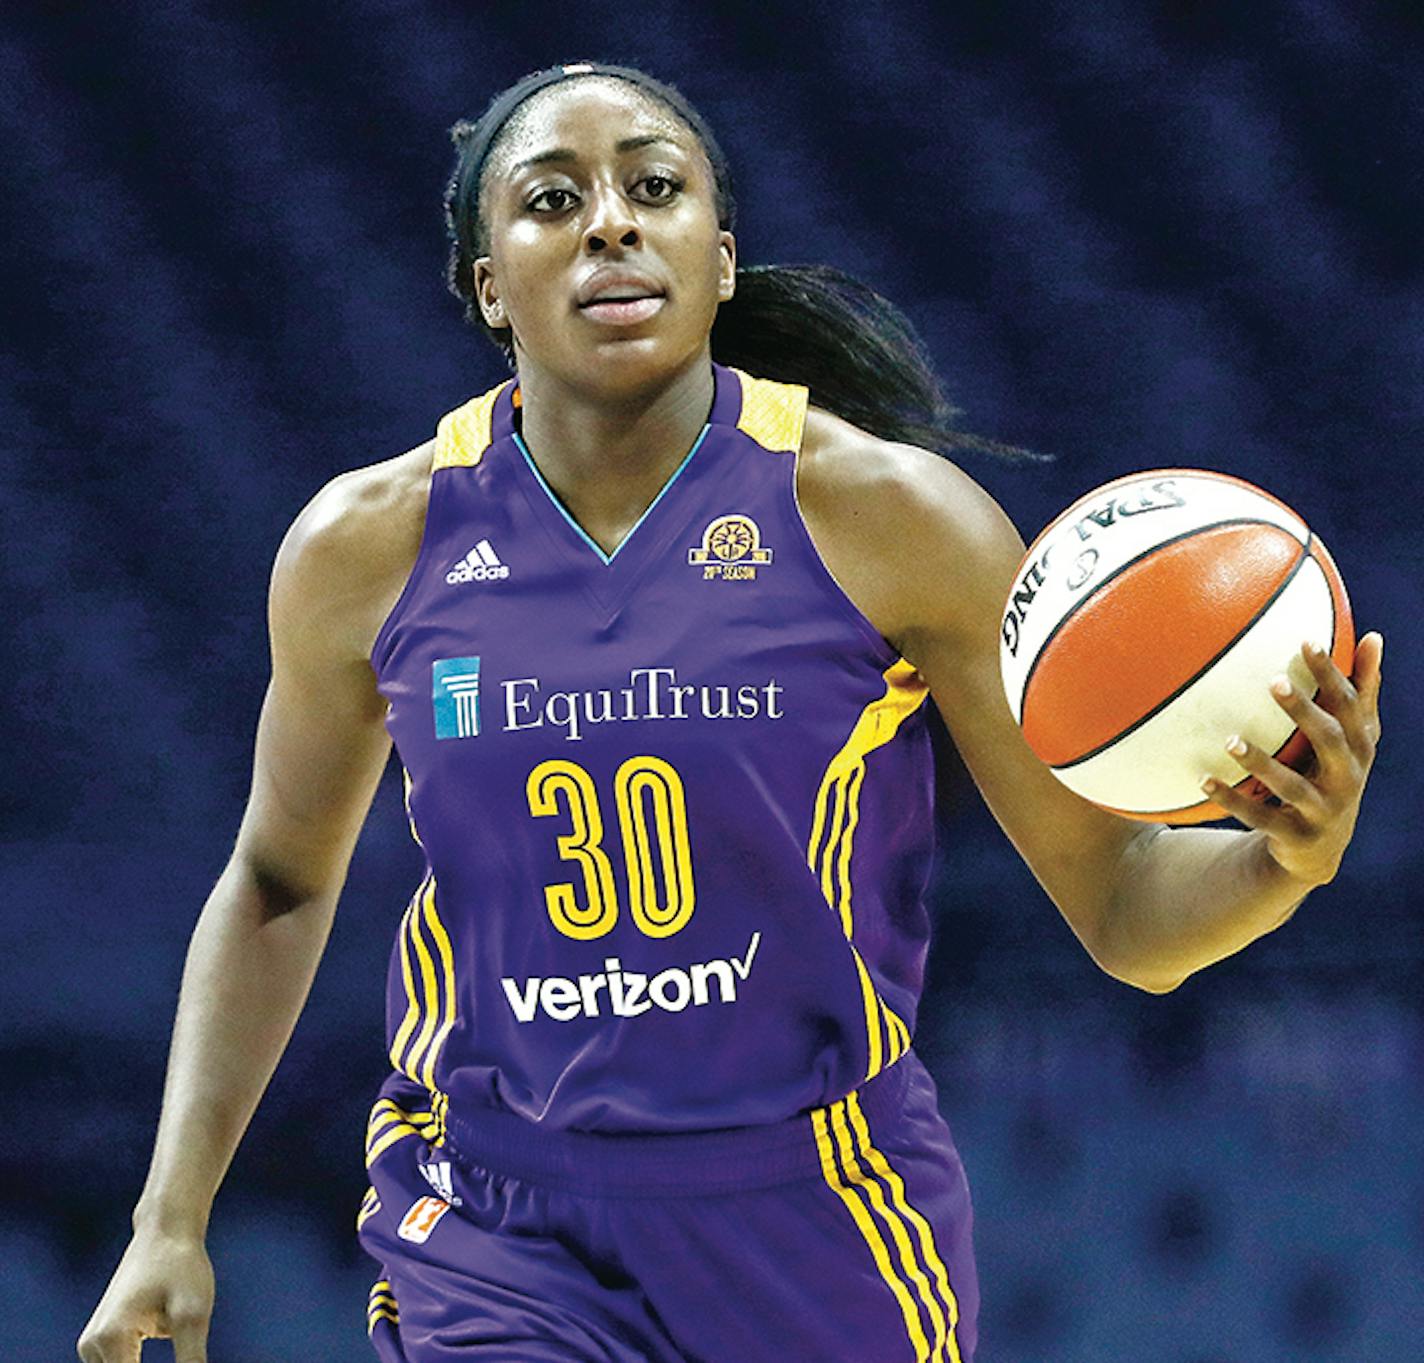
[579,296,666,325]
[576,268,666,309]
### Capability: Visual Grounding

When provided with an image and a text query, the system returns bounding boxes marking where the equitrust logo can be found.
[432,657,482,740]
[430,663,785,743]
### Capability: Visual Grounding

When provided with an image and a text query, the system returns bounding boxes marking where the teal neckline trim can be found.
[512,425,711,566]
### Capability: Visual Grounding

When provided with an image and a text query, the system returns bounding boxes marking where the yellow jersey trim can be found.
[356,1186,382,1231]
[400,766,423,848]
[731,367,809,452]
[807,659,928,1081]
[434,369,803,466]
[433,380,511,470]
[382,780,456,1163]
[364,1093,448,1167]
[388,873,432,1066]
[388,869,459,1093]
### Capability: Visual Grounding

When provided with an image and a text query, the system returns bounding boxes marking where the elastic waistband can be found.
[441,1055,916,1198]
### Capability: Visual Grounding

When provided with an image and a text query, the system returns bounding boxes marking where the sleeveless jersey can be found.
[370,362,936,1134]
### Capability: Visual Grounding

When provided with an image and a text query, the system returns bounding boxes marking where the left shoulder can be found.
[797,405,1028,659]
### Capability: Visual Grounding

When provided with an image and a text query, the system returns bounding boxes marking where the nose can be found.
[582,183,641,254]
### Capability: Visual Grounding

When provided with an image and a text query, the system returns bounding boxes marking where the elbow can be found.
[1101,962,1188,995]
[1090,943,1188,995]
[228,847,336,923]
[1092,823,1186,994]
[1125,970,1188,995]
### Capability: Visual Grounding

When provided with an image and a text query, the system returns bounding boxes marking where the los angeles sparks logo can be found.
[688,514,773,581]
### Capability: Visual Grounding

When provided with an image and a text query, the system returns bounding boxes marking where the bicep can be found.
[237,670,391,907]
[231,513,395,908]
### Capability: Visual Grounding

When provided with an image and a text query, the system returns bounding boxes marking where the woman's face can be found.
[473,79,736,393]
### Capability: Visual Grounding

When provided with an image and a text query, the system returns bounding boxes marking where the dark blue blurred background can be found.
[4,3,1421,1359]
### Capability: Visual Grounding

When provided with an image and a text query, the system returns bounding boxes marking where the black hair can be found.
[444,63,1035,461]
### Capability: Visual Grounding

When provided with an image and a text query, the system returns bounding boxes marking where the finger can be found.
[1301,639,1358,712]
[1300,639,1370,753]
[1265,675,1353,786]
[1223,730,1324,814]
[171,1315,209,1363]
[77,1325,140,1363]
[168,1299,211,1363]
[1201,775,1295,833]
[1351,630,1385,726]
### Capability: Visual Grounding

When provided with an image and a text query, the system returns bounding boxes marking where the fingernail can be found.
[1201,777,1219,794]
[1306,640,1325,658]
[1226,736,1247,757]
[1270,676,1293,698]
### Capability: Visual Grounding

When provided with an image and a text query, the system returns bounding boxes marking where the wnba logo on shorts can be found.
[432,657,482,740]
[397,1195,451,1244]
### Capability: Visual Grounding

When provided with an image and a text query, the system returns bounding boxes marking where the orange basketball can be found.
[999,469,1353,823]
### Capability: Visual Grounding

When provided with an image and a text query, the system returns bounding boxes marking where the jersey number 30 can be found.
[526,757,695,941]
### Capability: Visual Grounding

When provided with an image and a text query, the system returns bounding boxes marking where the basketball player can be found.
[78,63,1383,1363]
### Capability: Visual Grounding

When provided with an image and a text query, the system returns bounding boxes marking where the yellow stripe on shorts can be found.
[810,1095,964,1362]
[367,1278,400,1334]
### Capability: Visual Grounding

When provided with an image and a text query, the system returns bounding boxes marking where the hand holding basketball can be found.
[1001,469,1365,825]
[1204,632,1384,889]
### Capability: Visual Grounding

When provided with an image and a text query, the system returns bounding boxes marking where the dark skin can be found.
[78,77,1383,1362]
[472,79,736,552]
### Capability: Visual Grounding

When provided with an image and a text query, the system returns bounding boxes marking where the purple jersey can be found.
[370,362,936,1133]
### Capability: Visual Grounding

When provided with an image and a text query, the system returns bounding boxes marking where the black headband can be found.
[451,62,735,256]
[456,63,698,217]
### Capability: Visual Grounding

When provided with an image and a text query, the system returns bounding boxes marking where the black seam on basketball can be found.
[1077,561,1331,811]
[1017,517,1293,716]
[1051,534,1318,772]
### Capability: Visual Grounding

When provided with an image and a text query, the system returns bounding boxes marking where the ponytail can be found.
[712,264,1041,461]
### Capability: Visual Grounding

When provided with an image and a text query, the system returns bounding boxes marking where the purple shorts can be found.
[357,1050,977,1361]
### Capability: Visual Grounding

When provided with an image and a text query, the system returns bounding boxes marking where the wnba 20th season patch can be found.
[688,513,774,580]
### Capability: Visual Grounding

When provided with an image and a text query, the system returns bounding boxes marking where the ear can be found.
[472,257,509,329]
[717,230,737,302]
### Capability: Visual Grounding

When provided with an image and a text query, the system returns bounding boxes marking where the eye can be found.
[526,188,575,213]
[636,173,684,202]
[527,186,578,214]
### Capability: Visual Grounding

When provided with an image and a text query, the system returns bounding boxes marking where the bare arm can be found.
[797,413,1382,993]
[78,449,429,1363]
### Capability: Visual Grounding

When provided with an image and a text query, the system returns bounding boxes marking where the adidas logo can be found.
[418,1160,461,1206]
[445,539,510,584]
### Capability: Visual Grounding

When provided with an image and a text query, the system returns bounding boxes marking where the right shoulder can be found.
[270,440,435,667]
